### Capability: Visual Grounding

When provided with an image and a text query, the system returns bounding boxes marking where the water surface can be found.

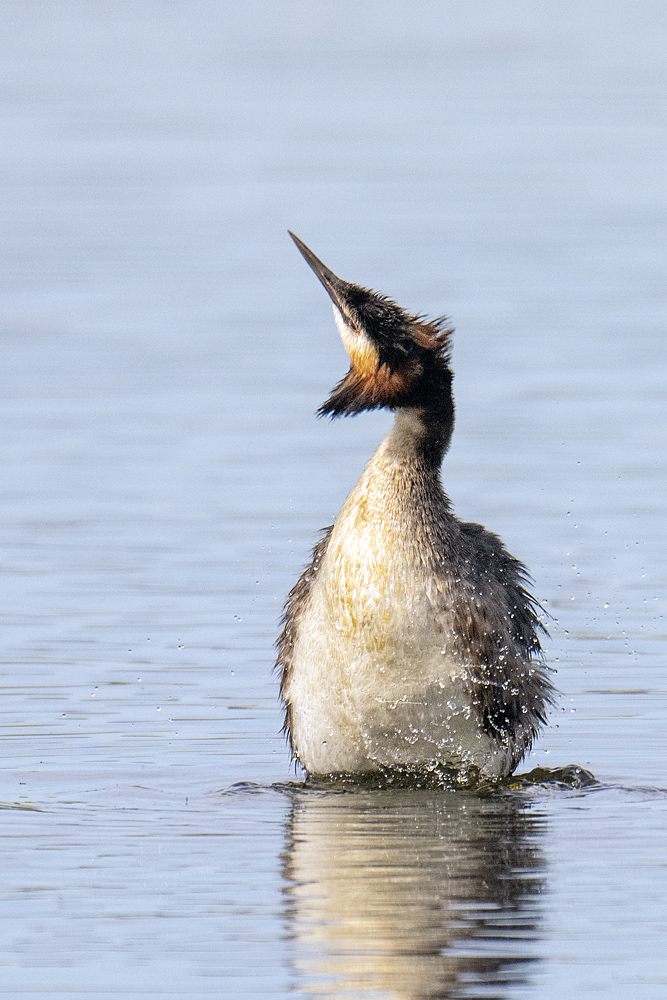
[1,2,666,996]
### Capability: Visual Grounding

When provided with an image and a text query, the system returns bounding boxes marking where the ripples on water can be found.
[1,1,666,997]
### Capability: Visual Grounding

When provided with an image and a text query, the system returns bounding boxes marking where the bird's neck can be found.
[334,407,453,552]
[378,407,452,472]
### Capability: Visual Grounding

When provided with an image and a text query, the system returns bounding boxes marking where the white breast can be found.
[284,417,510,778]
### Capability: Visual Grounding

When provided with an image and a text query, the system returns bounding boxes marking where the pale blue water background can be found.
[0,1,666,996]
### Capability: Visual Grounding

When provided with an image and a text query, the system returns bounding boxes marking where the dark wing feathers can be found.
[450,521,554,752]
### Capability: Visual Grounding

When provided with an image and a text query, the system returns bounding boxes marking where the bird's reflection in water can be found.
[282,787,546,999]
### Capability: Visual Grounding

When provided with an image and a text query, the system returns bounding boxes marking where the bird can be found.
[276,232,553,781]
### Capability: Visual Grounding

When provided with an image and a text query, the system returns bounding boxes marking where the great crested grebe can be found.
[277,233,553,780]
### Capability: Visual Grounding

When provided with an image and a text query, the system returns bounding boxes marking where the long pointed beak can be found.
[288,231,350,314]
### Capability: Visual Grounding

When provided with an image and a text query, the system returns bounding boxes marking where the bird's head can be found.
[289,232,454,423]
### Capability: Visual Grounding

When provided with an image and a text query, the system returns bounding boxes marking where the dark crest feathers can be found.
[319,281,454,419]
